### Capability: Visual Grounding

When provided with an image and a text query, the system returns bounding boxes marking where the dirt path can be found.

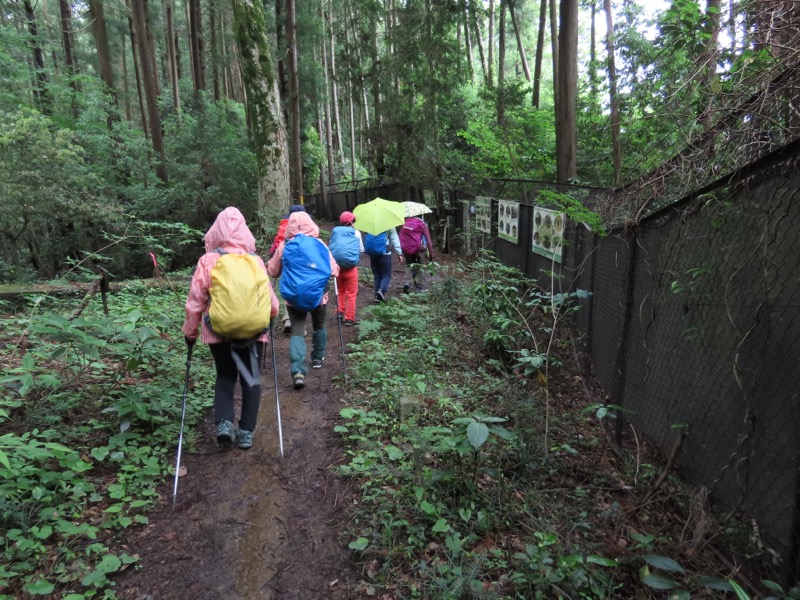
[116,268,391,599]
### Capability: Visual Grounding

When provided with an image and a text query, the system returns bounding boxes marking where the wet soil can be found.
[115,265,403,600]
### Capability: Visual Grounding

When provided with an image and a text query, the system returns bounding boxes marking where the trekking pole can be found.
[270,323,284,459]
[333,277,347,387]
[172,342,194,510]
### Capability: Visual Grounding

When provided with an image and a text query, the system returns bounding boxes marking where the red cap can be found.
[339,211,355,225]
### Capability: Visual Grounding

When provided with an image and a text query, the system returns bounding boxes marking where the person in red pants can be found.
[330,211,363,326]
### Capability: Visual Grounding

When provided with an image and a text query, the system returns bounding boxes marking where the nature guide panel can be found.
[531,206,565,262]
[497,200,519,244]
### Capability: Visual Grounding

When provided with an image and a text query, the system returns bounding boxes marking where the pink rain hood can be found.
[284,211,319,240]
[204,207,256,253]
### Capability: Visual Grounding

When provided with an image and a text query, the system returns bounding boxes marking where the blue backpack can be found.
[280,234,332,311]
[329,226,361,268]
[364,232,388,258]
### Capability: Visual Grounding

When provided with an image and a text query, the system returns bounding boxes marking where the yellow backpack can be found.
[206,250,271,340]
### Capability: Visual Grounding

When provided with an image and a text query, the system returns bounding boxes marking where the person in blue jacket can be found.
[366,227,404,302]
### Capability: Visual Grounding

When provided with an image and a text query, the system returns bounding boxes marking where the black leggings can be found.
[209,342,264,432]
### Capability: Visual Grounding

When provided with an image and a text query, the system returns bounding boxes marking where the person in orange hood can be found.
[268,212,339,390]
[183,207,279,450]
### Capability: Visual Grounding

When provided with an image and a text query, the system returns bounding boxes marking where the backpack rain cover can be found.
[364,232,388,258]
[399,219,426,255]
[329,226,361,268]
[207,252,271,340]
[280,234,333,311]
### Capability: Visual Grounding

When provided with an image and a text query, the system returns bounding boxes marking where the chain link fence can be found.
[573,143,800,583]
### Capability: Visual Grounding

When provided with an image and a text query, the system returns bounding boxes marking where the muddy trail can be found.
[116,272,392,599]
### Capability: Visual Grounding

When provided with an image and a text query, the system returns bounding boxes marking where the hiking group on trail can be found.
[181,203,434,450]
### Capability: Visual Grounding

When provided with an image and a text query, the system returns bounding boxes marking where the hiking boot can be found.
[237,429,254,450]
[344,319,360,327]
[403,283,410,294]
[312,357,326,369]
[216,420,236,446]
[376,290,386,303]
[283,319,292,335]
[293,373,305,389]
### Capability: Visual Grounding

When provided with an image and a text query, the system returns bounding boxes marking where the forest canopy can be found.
[0,0,797,282]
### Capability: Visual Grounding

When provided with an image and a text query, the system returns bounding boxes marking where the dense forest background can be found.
[1,0,797,282]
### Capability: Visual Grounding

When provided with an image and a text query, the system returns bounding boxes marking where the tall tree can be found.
[469,0,488,83]
[344,0,371,130]
[549,0,559,108]
[317,111,328,203]
[328,0,344,161]
[463,0,475,82]
[532,0,547,107]
[497,0,506,125]
[604,0,621,185]
[127,6,148,134]
[189,0,205,96]
[144,2,161,98]
[344,0,359,181]
[509,1,532,88]
[221,8,232,98]
[286,0,303,200]
[589,0,598,99]
[164,0,181,116]
[131,0,168,181]
[487,0,495,87]
[275,0,287,120]
[320,2,336,186]
[58,0,79,113]
[700,0,722,128]
[347,77,357,182]
[555,0,577,182]
[23,0,51,115]
[88,0,118,120]
[121,32,133,120]
[370,9,384,178]
[209,0,221,101]
[232,0,290,212]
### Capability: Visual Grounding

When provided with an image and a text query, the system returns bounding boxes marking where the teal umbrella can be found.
[352,197,406,236]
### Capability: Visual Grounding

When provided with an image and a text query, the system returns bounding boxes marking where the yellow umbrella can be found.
[352,197,406,236]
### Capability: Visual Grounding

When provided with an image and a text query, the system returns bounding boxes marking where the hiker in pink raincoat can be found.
[268,211,339,390]
[399,216,434,293]
[183,207,279,450]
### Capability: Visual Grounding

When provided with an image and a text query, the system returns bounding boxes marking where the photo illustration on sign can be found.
[474,197,492,234]
[498,200,519,244]
[532,206,565,262]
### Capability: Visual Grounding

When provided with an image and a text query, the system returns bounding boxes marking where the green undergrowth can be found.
[336,256,793,599]
[0,281,214,599]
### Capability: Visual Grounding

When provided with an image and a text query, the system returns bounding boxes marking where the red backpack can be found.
[399,219,425,254]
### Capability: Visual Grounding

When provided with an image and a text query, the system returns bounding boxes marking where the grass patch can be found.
[0,281,214,599]
[335,255,793,599]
